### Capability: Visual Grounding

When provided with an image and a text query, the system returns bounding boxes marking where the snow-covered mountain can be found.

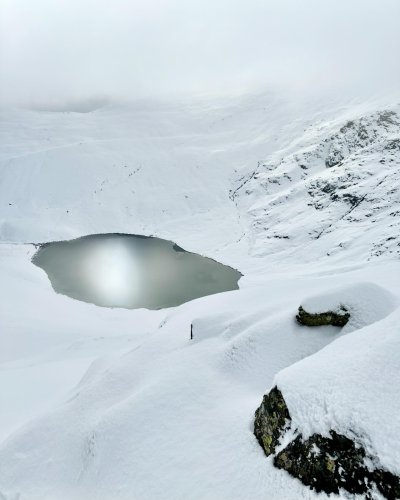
[234,106,400,264]
[0,91,399,499]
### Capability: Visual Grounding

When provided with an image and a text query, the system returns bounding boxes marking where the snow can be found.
[276,305,400,474]
[0,90,399,499]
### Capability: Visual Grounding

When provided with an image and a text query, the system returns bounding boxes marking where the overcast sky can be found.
[1,0,399,106]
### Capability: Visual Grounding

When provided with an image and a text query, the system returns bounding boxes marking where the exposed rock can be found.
[254,387,290,456]
[275,431,400,499]
[254,387,400,499]
[296,305,350,327]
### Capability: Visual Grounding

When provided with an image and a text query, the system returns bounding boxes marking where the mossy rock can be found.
[296,305,350,327]
[254,387,290,456]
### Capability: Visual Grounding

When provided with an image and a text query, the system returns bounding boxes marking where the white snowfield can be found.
[0,91,399,499]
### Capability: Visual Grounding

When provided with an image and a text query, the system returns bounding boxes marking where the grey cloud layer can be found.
[1,0,399,105]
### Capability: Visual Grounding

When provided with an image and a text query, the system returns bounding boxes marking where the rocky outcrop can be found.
[254,387,290,455]
[254,387,400,499]
[296,305,350,327]
[275,431,400,499]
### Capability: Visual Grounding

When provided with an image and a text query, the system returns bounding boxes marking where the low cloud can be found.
[1,0,399,106]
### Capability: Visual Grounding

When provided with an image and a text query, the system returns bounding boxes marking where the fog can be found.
[1,0,399,106]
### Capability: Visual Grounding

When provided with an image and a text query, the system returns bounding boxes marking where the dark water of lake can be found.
[32,234,241,309]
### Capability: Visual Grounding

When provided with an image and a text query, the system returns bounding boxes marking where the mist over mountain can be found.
[1,0,400,106]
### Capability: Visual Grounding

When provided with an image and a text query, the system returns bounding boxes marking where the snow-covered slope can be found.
[0,91,399,499]
[233,106,400,264]
[1,93,309,259]
[3,92,396,265]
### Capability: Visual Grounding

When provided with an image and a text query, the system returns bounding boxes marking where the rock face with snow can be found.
[254,387,400,499]
[234,106,400,263]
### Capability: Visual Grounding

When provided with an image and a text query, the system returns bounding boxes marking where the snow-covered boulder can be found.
[254,282,400,497]
[296,305,350,327]
[255,386,400,498]
[274,429,400,499]
[297,282,397,332]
